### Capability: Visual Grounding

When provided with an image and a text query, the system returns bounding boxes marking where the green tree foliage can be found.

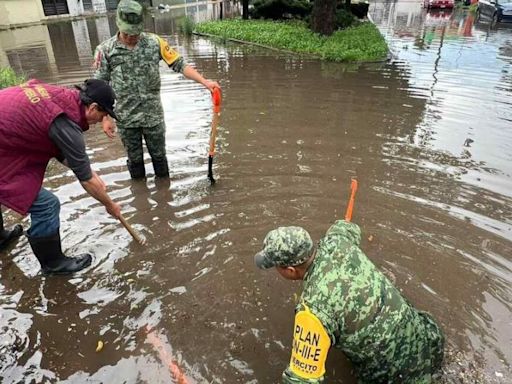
[0,67,24,90]
[336,8,356,29]
[349,2,369,18]
[251,0,312,20]
[178,16,195,36]
[250,0,368,35]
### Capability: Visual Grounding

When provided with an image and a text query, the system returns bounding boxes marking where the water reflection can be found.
[371,1,512,378]
[0,1,237,84]
[0,1,511,382]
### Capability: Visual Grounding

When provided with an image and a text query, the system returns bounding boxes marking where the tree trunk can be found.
[311,0,337,36]
[242,0,249,19]
[345,0,351,11]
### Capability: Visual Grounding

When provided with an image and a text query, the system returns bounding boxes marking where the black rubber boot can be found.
[127,160,146,179]
[0,210,23,251]
[152,157,169,178]
[28,233,92,275]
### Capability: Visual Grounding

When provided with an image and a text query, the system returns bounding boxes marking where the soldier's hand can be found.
[102,117,116,139]
[204,80,220,93]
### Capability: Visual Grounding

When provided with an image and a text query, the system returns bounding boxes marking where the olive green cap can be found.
[116,0,144,35]
[254,226,313,269]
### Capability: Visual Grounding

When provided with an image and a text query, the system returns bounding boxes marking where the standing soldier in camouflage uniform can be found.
[255,220,444,383]
[93,0,220,179]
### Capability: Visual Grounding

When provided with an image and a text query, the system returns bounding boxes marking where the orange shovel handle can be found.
[344,179,358,222]
[212,86,222,107]
[209,87,221,154]
[208,112,220,155]
[208,87,221,183]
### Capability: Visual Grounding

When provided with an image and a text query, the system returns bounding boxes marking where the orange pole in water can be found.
[146,326,189,384]
[208,87,222,184]
[344,179,358,222]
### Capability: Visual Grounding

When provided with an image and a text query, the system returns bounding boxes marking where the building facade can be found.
[0,0,118,30]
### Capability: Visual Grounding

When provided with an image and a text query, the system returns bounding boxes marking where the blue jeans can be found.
[27,188,60,238]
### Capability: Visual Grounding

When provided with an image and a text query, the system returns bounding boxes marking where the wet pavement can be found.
[1,1,512,383]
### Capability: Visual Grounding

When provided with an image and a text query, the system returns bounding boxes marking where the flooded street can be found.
[1,1,512,382]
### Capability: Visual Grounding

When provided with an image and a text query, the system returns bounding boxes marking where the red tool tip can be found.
[212,87,222,107]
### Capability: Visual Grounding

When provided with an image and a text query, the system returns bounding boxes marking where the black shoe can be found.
[152,157,169,178]
[127,160,146,179]
[28,233,92,275]
[0,224,23,251]
[42,254,92,275]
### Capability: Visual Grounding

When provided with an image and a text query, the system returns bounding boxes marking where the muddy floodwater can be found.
[1,1,512,383]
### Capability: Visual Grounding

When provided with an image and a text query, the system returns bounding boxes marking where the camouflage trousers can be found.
[118,122,167,164]
[356,311,444,384]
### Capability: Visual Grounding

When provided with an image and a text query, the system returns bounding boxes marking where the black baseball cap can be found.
[76,79,119,120]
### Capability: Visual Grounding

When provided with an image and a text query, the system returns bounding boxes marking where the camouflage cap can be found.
[116,0,144,36]
[254,226,313,269]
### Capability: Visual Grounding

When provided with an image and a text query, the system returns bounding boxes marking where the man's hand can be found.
[105,201,122,219]
[80,172,121,220]
[102,116,116,139]
[204,80,221,93]
[182,65,221,94]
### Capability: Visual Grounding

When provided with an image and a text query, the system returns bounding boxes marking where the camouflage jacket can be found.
[282,220,444,384]
[93,32,186,128]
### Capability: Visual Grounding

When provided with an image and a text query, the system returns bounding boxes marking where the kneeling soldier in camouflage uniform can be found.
[255,220,444,383]
[93,0,220,180]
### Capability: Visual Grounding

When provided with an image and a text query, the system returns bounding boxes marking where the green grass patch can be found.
[195,19,388,62]
[0,67,24,90]
[178,16,195,37]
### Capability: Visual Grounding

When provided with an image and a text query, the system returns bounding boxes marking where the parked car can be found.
[424,0,455,9]
[425,9,454,25]
[477,0,512,23]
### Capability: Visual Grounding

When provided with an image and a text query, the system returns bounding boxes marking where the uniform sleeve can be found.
[281,304,334,384]
[156,34,187,73]
[282,368,324,384]
[169,56,187,73]
[323,220,362,248]
[92,45,111,81]
[48,115,93,182]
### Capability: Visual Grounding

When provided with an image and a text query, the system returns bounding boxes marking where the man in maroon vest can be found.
[0,79,122,275]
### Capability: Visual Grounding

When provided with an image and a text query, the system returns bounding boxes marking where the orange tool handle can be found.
[212,87,221,113]
[344,179,358,222]
[208,112,220,156]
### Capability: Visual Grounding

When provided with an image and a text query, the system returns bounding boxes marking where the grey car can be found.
[477,0,512,23]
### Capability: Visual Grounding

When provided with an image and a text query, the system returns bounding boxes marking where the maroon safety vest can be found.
[0,79,89,215]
